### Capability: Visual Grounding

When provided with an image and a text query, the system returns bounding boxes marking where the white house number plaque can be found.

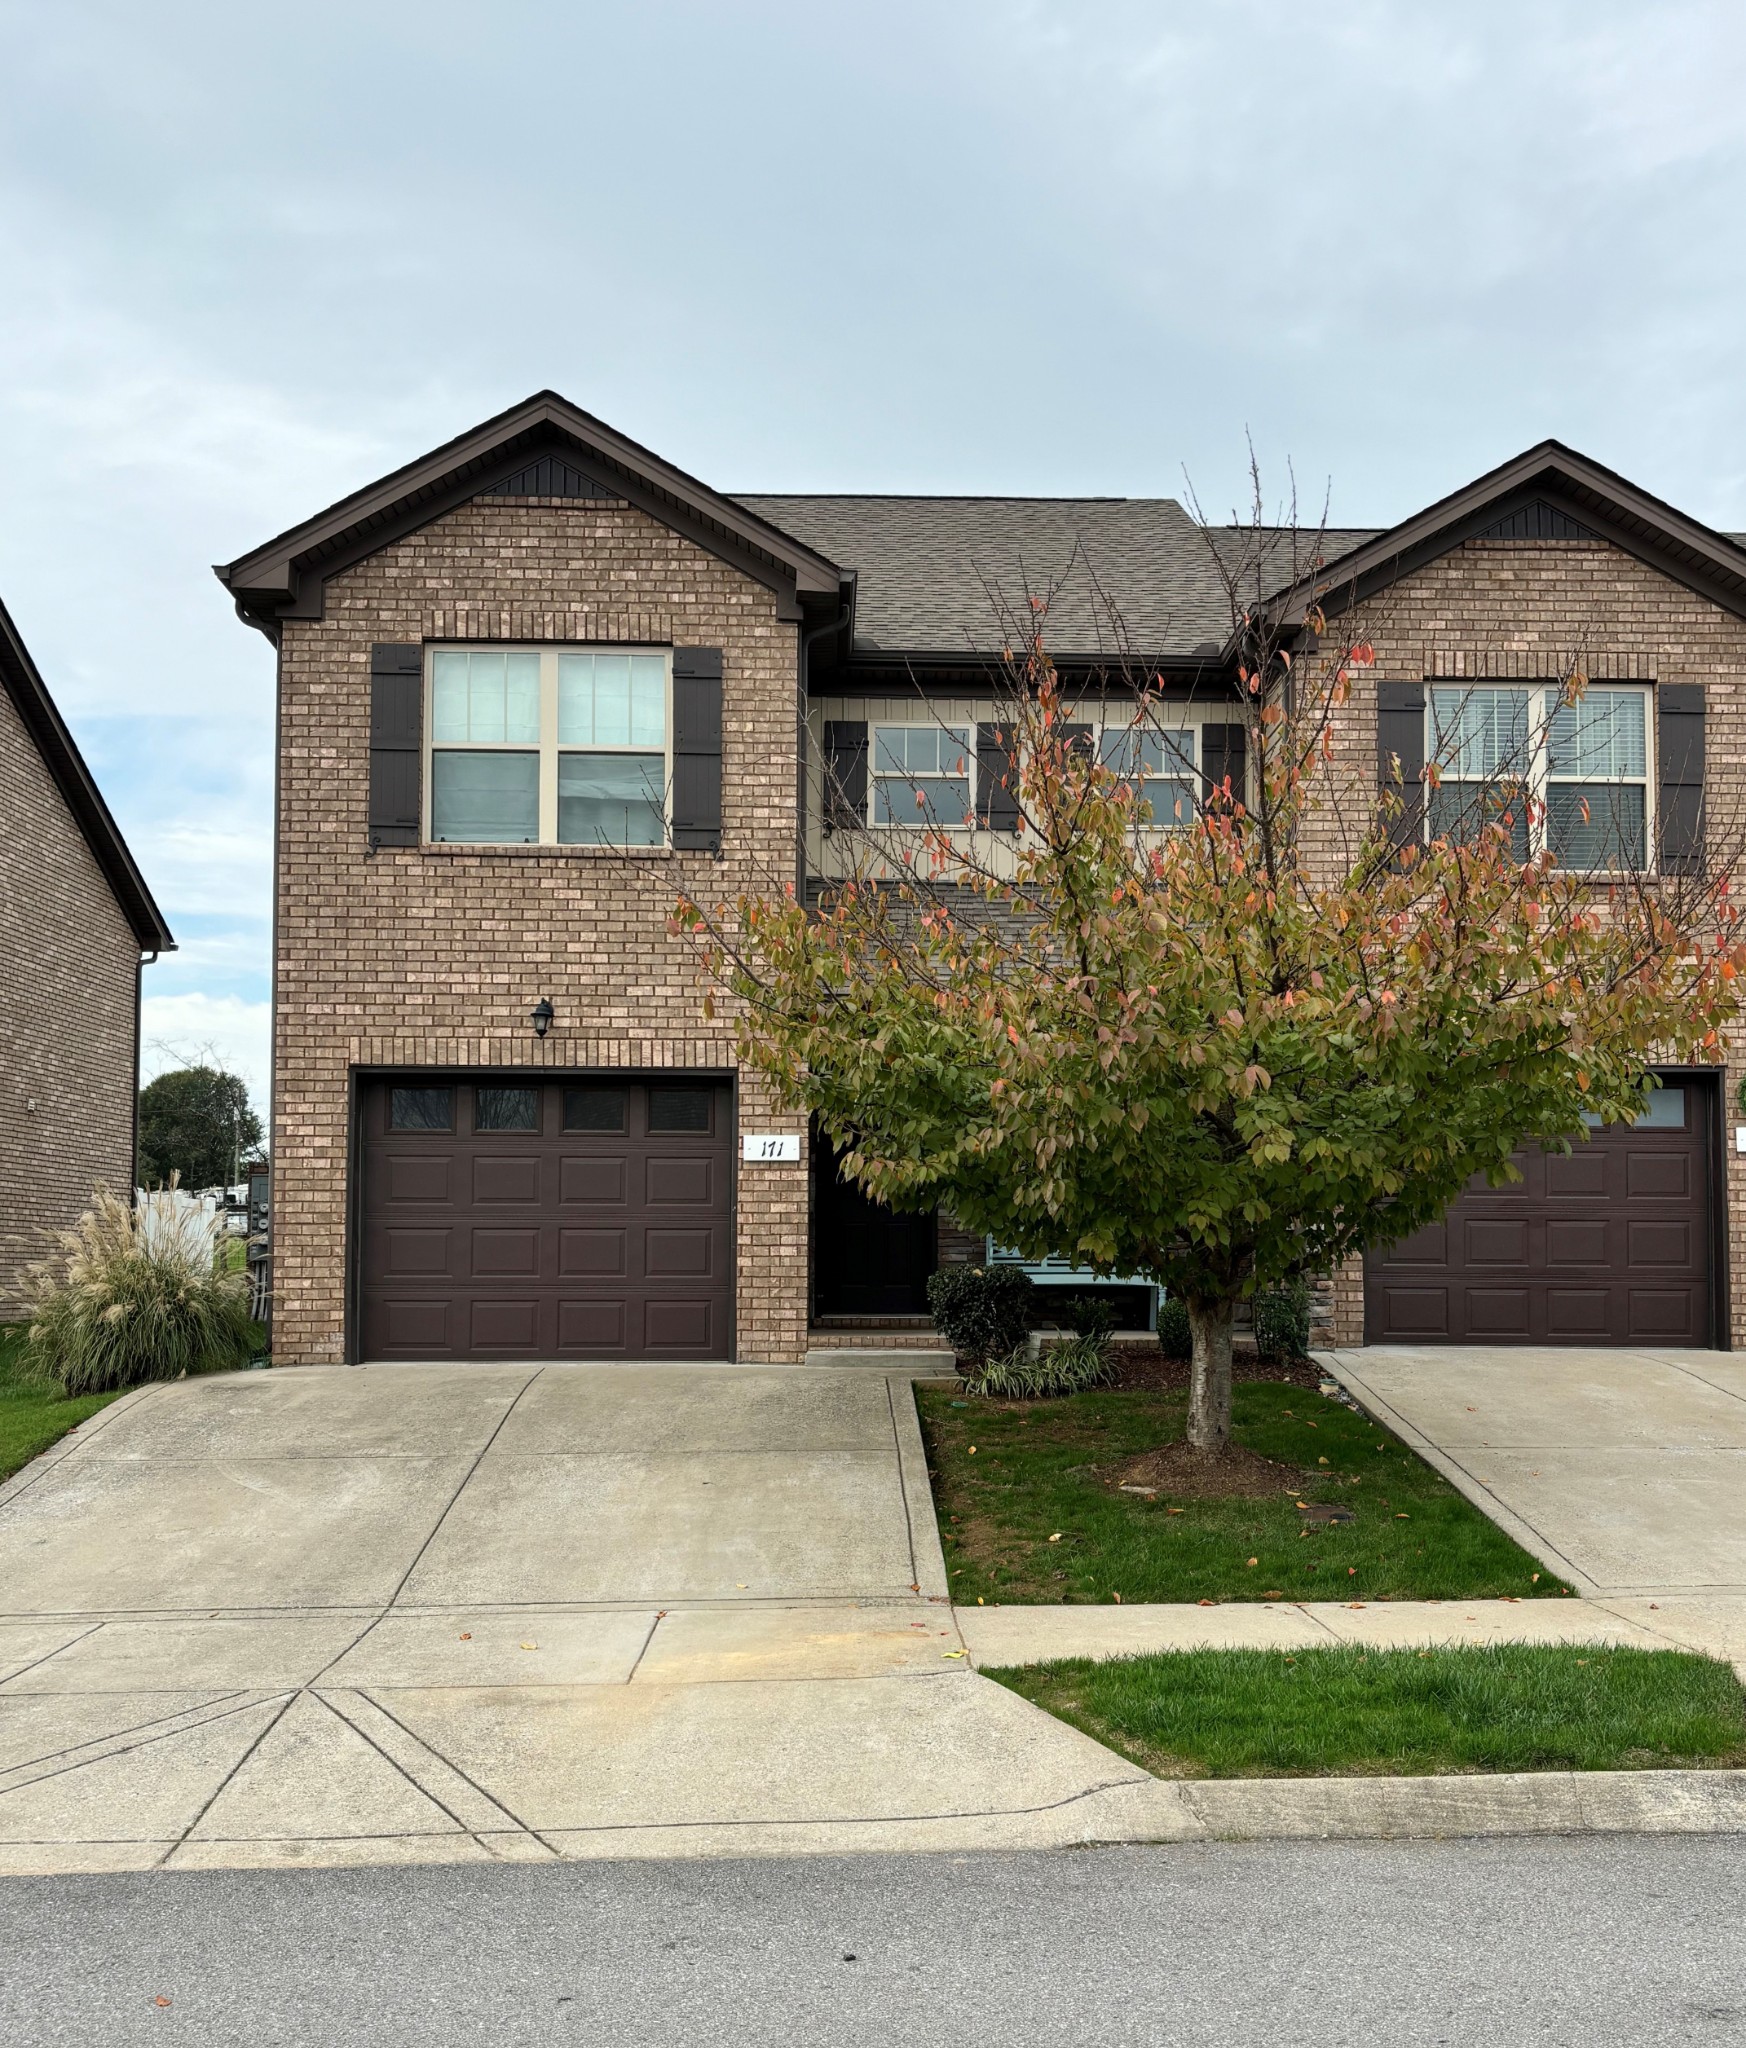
[741,1134,802,1163]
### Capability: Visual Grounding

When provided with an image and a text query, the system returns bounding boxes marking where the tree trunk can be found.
[1186,1295,1235,1451]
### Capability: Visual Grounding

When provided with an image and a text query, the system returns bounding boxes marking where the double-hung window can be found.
[427,646,670,846]
[1097,725,1196,827]
[871,725,972,827]
[1427,683,1650,870]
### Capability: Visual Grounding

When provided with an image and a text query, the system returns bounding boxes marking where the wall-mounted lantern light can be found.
[531,998,554,1038]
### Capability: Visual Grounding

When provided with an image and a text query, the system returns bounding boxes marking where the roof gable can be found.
[0,598,173,952]
[216,392,848,639]
[1279,440,1746,626]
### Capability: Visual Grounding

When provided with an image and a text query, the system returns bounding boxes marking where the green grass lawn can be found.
[0,1323,123,1483]
[991,1644,1746,1777]
[917,1379,1564,1604]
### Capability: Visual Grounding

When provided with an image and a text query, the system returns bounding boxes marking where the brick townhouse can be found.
[0,597,173,1311]
[218,392,1746,1364]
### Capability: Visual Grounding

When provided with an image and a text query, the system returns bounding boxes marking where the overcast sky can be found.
[5,0,1745,1110]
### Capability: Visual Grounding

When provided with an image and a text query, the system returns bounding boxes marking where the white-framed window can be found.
[1427,683,1651,871]
[1097,724,1198,828]
[871,724,972,827]
[426,645,671,846]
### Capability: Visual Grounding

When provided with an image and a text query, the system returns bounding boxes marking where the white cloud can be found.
[140,993,271,1112]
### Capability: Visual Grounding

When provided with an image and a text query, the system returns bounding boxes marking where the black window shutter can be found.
[1376,682,1425,851]
[976,723,1020,830]
[1201,722,1248,809]
[822,720,868,830]
[672,647,724,852]
[369,643,423,847]
[1658,683,1705,875]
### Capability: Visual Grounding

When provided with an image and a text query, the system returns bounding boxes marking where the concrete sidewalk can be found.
[0,1364,1165,1875]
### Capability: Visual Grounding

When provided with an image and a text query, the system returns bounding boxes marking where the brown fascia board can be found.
[214,390,847,638]
[1253,439,1746,644]
[0,596,174,953]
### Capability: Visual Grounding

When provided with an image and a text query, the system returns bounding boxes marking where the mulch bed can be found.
[1096,1345,1327,1394]
[1106,1439,1311,1500]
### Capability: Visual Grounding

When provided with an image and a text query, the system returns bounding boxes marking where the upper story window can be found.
[1427,684,1649,870]
[427,646,670,846]
[871,726,972,827]
[1097,726,1197,828]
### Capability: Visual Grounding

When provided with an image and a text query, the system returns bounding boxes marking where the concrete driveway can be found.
[1327,1345,1746,1632]
[0,1365,1163,1875]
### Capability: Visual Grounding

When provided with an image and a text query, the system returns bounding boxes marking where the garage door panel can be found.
[386,1156,452,1203]
[560,1157,627,1204]
[1466,1289,1532,1336]
[1545,1289,1610,1336]
[1628,1290,1699,1339]
[472,1156,541,1204]
[1627,1220,1692,1269]
[362,1079,733,1362]
[1626,1154,1690,1199]
[1545,1152,1609,1198]
[1366,1083,1713,1345]
[557,1299,627,1350]
[645,1299,717,1352]
[1464,1219,1529,1267]
[1546,1220,1608,1266]
[470,1227,541,1277]
[559,1228,627,1276]
[646,1158,715,1206]
[1375,1287,1448,1335]
[377,1299,452,1353]
[470,1300,541,1350]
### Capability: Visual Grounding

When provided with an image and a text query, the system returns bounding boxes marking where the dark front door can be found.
[358,1075,733,1361]
[812,1135,935,1317]
[1364,1077,1716,1345]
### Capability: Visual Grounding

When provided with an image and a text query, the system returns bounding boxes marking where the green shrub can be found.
[1255,1277,1312,1361]
[1064,1294,1119,1341]
[927,1264,1034,1366]
[22,1186,260,1396]
[1157,1295,1191,1359]
[971,1331,1115,1399]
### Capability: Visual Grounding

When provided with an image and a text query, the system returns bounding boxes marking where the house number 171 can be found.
[741,1134,802,1163]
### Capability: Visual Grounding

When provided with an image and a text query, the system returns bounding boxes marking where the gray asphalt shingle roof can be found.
[734,494,1380,658]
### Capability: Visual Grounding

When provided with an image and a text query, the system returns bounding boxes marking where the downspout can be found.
[132,950,158,1197]
[797,593,852,900]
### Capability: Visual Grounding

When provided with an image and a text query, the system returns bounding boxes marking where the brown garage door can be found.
[1365,1078,1715,1345]
[359,1076,733,1361]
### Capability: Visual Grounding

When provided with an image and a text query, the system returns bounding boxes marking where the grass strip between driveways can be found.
[0,1323,122,1483]
[990,1645,1746,1778]
[917,1379,1563,1604]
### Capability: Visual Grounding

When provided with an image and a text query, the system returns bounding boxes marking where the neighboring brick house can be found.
[218,395,1746,1363]
[0,597,174,1312]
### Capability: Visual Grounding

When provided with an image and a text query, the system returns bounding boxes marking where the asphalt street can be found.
[5,1835,1746,2046]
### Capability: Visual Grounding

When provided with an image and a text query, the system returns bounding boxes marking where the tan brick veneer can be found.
[1312,536,1746,1346]
[0,683,140,1311]
[271,496,809,1364]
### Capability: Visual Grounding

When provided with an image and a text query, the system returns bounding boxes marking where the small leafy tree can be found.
[679,491,1746,1453]
[138,1066,262,1190]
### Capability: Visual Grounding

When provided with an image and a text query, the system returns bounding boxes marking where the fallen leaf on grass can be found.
[1048,1533,1062,1543]
[1245,1557,1259,1568]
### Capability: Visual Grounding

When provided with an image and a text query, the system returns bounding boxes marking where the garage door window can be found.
[649,1088,713,1132]
[476,1086,539,1132]
[427,646,671,847]
[1428,683,1650,871]
[390,1086,453,1131]
[564,1086,627,1131]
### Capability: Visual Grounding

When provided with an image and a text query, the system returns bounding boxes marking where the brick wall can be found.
[271,495,810,1364]
[0,683,140,1311]
[1307,535,1746,1347]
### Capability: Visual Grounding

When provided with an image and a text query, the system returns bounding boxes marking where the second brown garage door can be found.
[1365,1078,1716,1345]
[359,1075,733,1361]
